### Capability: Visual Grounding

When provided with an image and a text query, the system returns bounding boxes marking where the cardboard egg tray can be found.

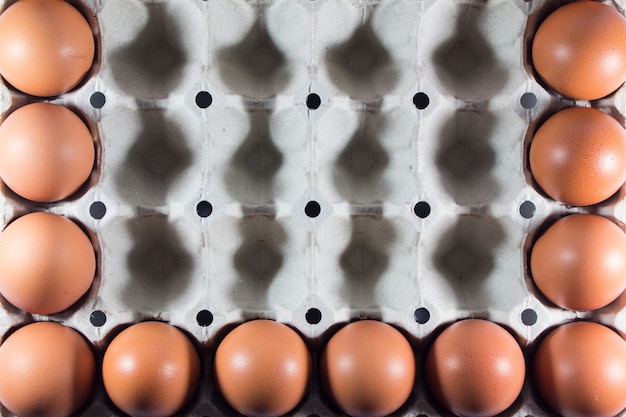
[1,0,626,416]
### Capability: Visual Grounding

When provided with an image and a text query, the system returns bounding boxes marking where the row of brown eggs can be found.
[0,318,625,417]
[0,0,98,326]
[0,2,101,417]
[525,5,626,417]
[0,0,96,203]
[526,6,626,417]
[529,1,626,207]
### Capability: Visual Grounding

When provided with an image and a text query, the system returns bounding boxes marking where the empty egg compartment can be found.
[98,0,206,100]
[420,0,528,102]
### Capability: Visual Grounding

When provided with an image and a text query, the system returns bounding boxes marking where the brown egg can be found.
[532,1,626,100]
[214,320,311,417]
[102,321,201,417]
[0,212,96,314]
[533,321,626,417]
[425,319,525,417]
[529,107,626,206]
[530,214,626,311]
[0,0,95,97]
[0,102,95,202]
[0,321,96,417]
[320,320,415,417]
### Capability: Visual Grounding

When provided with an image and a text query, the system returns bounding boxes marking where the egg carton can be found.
[1,0,626,416]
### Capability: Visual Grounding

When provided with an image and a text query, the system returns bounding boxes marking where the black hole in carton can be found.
[305,308,322,324]
[521,308,538,326]
[520,92,537,109]
[89,201,106,220]
[414,201,431,218]
[305,201,321,218]
[89,92,106,109]
[519,200,536,219]
[413,92,430,110]
[414,307,431,324]
[90,310,106,327]
[196,310,213,327]
[307,93,321,110]
[195,91,213,109]
[196,201,213,218]
[309,414,321,417]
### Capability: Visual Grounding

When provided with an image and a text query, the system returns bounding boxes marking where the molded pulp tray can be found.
[0,0,626,416]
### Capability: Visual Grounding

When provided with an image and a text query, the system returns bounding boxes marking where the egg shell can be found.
[533,321,626,417]
[0,102,95,202]
[0,321,96,417]
[530,214,626,311]
[531,1,626,100]
[102,321,201,417]
[529,107,626,206]
[425,319,525,417]
[320,320,416,417]
[0,212,96,315]
[213,319,311,417]
[0,0,95,97]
